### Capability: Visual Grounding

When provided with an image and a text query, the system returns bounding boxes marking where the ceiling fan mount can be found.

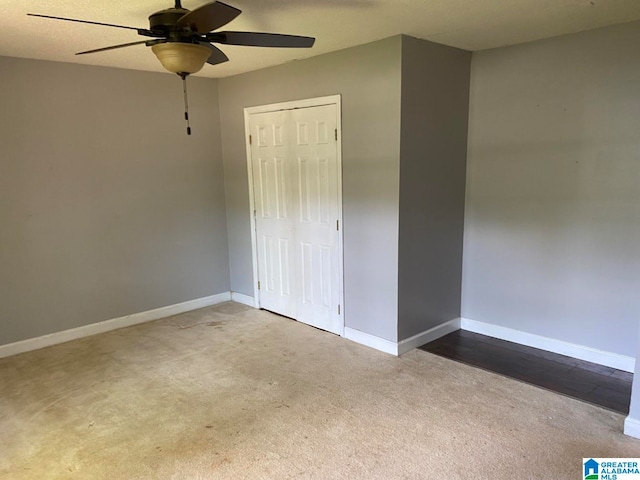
[148,8,190,34]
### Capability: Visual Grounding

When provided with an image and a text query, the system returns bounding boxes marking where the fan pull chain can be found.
[180,73,192,136]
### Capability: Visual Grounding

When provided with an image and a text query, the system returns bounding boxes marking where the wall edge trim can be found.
[230,292,258,308]
[0,292,232,359]
[344,327,398,355]
[398,318,461,355]
[461,317,635,372]
[624,416,640,439]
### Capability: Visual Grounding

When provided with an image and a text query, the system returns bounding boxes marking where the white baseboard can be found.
[624,416,640,439]
[231,292,257,308]
[345,318,462,356]
[344,327,398,355]
[461,318,635,373]
[398,318,461,355]
[0,292,232,359]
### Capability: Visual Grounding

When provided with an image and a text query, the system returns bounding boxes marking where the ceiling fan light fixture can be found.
[151,42,211,74]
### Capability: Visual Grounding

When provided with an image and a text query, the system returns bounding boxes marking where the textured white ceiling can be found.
[3,0,640,78]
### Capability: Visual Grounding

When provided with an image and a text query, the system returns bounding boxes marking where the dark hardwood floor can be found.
[419,330,633,414]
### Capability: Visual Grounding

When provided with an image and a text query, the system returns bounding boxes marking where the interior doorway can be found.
[244,96,343,336]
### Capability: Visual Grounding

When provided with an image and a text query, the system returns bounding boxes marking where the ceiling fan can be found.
[28,1,316,134]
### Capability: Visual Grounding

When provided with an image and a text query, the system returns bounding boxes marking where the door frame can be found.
[243,95,344,336]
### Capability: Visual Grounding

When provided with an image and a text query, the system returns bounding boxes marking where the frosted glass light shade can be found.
[151,43,211,74]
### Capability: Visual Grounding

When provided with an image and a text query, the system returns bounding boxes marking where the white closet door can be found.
[249,103,341,335]
[250,110,297,319]
[290,105,341,334]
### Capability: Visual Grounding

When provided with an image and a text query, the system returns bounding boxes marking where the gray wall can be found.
[218,37,402,341]
[462,21,640,357]
[397,36,471,341]
[0,56,229,345]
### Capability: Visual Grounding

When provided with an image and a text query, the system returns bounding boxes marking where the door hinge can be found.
[258,281,261,290]
[254,209,257,218]
[249,134,252,145]
[336,220,339,231]
[338,304,341,315]
[335,129,338,141]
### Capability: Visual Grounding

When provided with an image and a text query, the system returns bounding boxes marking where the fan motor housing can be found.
[148,8,189,32]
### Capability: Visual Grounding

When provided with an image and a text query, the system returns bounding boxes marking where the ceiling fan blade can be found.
[200,42,230,65]
[76,40,151,56]
[27,13,157,37]
[207,31,315,48]
[177,1,241,34]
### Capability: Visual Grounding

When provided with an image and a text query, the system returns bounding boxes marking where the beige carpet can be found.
[1,302,638,479]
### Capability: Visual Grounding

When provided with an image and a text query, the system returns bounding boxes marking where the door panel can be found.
[251,111,296,319]
[291,105,340,334]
